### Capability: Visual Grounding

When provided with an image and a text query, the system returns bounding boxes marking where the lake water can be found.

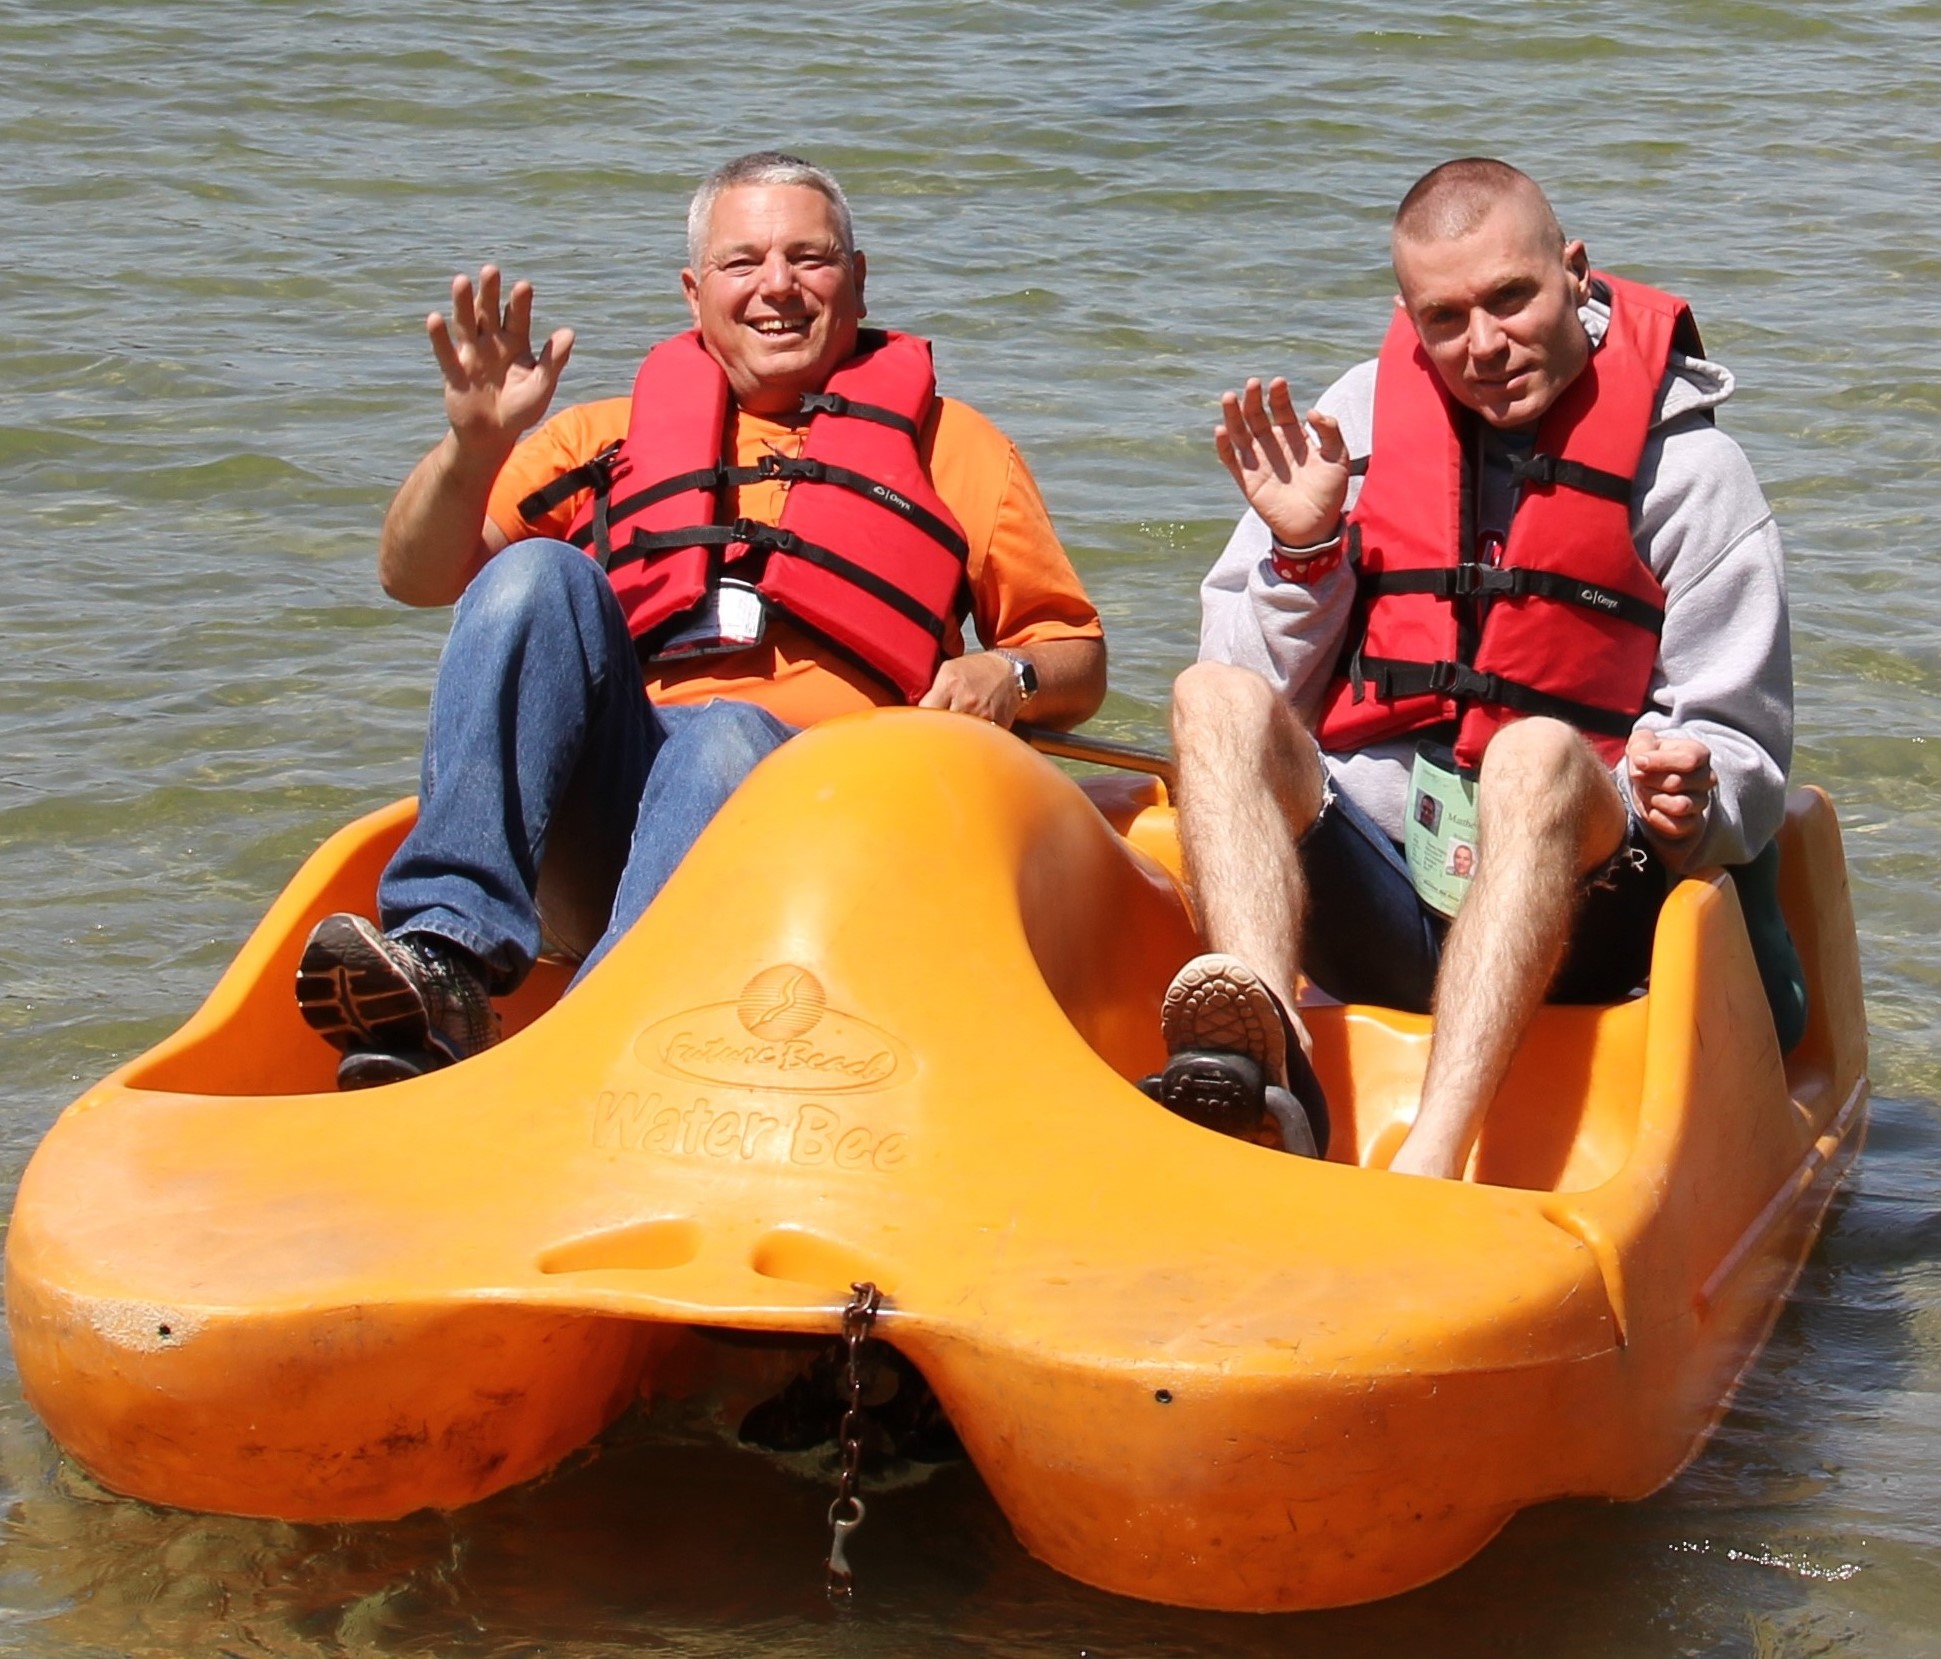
[4,1,1940,1653]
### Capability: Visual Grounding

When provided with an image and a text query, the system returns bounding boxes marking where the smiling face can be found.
[681,182,868,414]
[1392,197,1593,430]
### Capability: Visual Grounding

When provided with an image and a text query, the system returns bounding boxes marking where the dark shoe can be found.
[1140,1049,1275,1143]
[1161,952,1288,1083]
[1146,953,1329,1156]
[334,1047,447,1092]
[296,913,499,1086]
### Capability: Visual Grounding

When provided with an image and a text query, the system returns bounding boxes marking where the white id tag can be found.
[652,579,768,661]
[1404,742,1481,919]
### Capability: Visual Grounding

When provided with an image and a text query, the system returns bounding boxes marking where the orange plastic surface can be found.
[4,710,1869,1610]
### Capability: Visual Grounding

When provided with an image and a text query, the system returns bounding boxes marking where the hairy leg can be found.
[1390,718,1628,1180]
[1170,662,1327,1016]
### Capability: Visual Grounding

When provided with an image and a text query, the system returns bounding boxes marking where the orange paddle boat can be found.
[4,709,1868,1610]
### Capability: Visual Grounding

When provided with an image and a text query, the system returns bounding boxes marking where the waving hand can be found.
[426,265,576,450]
[377,266,576,606]
[1213,377,1350,547]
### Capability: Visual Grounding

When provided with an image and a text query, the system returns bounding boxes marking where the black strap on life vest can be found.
[795,389,922,441]
[516,442,622,524]
[516,393,962,571]
[606,519,951,644]
[563,457,968,566]
[741,454,969,558]
[1354,564,1665,635]
[1347,656,1637,739]
[1506,449,1633,504]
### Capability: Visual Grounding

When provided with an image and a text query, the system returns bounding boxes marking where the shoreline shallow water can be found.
[5,2,1940,1652]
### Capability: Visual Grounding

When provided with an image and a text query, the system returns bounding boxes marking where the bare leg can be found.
[1170,662,1327,1017]
[1389,718,1628,1179]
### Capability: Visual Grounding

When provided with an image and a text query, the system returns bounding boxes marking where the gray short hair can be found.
[686,151,856,270]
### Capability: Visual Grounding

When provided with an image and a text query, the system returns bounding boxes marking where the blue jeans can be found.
[376,539,795,990]
[1299,773,1668,1013]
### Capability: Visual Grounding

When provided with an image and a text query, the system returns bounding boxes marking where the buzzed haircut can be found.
[1393,158,1564,250]
[686,150,856,270]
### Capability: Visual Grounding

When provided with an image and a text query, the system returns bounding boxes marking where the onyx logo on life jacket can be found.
[523,328,971,705]
[634,964,910,1095]
[1317,273,1700,768]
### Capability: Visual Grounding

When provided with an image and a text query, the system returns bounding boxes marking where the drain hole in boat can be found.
[748,1228,893,1295]
[536,1217,702,1274]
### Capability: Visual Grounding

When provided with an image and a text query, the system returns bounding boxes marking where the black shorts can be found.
[1297,781,1670,1015]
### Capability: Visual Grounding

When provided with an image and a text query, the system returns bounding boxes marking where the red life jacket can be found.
[524,328,969,704]
[1315,274,1703,769]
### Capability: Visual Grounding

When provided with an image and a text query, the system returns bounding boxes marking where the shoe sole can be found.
[1160,954,1288,1082]
[296,914,430,1055]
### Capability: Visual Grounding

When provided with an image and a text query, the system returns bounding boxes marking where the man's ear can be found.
[853,248,868,317]
[680,267,702,324]
[1563,239,1591,298]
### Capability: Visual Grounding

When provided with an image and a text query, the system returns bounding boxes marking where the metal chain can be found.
[823,1279,882,1601]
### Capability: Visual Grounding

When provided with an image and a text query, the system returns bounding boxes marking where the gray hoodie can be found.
[1198,295,1793,872]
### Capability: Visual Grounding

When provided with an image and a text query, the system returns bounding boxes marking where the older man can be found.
[298,151,1106,1088]
[1156,158,1790,1176]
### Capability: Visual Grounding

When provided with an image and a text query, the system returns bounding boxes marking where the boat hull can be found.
[4,710,1868,1609]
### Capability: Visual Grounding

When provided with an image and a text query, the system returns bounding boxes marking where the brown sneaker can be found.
[296,914,499,1087]
[1147,953,1329,1156]
[1160,953,1289,1084]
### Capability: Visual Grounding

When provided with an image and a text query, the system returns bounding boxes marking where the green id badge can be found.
[1404,742,1481,919]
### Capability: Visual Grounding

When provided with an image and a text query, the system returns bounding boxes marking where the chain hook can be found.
[823,1280,882,1601]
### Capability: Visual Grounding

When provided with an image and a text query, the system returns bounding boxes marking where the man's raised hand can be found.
[1213,377,1350,548]
[426,266,576,453]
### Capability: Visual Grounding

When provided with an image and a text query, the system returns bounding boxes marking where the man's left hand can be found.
[1626,729,1714,844]
[919,652,1025,727]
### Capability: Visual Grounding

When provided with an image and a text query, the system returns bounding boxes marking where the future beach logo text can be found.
[638,965,906,1093]
[595,967,912,1169]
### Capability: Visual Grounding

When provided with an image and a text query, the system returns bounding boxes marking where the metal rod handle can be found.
[1015,722,1176,791]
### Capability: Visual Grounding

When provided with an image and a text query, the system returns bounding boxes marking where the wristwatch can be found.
[993,649,1039,706]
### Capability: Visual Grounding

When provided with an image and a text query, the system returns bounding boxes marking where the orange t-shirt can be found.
[485,395,1101,728]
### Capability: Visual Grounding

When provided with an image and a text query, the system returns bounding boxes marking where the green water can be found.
[5,1,1940,1652]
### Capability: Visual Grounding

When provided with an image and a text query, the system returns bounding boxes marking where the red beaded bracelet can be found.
[1269,529,1346,584]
